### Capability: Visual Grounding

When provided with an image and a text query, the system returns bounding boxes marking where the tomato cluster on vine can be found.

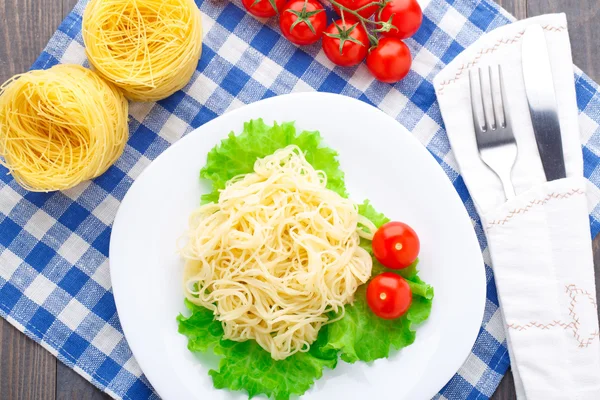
[241,0,422,83]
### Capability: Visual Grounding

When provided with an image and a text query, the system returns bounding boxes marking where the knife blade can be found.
[522,24,566,181]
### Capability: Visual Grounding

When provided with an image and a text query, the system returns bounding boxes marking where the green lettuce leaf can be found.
[322,285,416,363]
[200,119,347,203]
[177,120,434,399]
[407,294,434,325]
[210,336,336,400]
[357,200,390,228]
[177,300,338,400]
[357,200,389,256]
[177,300,223,352]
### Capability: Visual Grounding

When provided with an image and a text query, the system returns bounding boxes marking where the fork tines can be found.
[469,65,518,200]
[469,65,514,148]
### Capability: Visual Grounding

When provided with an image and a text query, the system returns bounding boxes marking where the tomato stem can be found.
[324,18,366,55]
[329,0,382,25]
[360,19,379,47]
[286,0,324,35]
[328,0,394,47]
[353,1,380,12]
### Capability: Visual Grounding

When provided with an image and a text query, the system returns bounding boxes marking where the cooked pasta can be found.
[0,64,128,192]
[82,0,203,102]
[180,146,376,360]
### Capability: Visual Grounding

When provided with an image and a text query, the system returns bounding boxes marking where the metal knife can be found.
[522,24,567,181]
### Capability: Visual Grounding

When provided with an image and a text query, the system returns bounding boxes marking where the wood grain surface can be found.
[0,0,599,399]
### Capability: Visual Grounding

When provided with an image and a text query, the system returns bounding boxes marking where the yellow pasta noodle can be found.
[83,0,203,102]
[0,64,129,192]
[180,146,377,360]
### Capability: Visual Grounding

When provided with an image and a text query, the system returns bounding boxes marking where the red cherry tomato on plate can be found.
[332,0,379,19]
[322,20,369,67]
[242,0,286,18]
[367,37,412,83]
[376,0,423,39]
[279,0,327,46]
[367,272,412,319]
[372,221,420,269]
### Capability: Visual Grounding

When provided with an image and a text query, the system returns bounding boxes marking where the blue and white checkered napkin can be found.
[3,0,600,398]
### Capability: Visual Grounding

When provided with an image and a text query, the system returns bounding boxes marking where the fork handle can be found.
[479,145,517,202]
[499,172,516,200]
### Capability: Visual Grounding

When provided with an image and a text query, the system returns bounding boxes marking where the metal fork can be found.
[469,65,517,200]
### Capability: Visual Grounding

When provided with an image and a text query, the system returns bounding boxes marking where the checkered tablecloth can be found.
[2,0,600,398]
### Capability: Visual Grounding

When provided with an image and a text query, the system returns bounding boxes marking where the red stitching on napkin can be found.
[486,188,584,229]
[542,24,567,33]
[437,25,566,96]
[508,285,599,348]
[508,320,577,330]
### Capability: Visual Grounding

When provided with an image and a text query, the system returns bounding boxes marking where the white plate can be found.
[110,93,485,400]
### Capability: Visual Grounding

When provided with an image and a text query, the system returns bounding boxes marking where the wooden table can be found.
[1,0,599,399]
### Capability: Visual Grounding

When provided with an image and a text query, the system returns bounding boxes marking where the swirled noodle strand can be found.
[180,146,376,360]
[0,64,128,192]
[83,0,203,101]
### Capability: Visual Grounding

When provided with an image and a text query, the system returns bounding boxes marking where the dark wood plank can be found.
[528,0,600,82]
[56,363,110,400]
[0,321,56,400]
[491,368,517,400]
[0,0,65,81]
[592,235,600,318]
[0,0,65,399]
[495,0,527,19]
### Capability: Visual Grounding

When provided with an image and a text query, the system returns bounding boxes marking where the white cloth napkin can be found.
[434,13,600,400]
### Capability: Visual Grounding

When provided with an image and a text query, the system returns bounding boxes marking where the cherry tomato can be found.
[333,0,379,19]
[322,20,369,67]
[376,0,423,39]
[367,37,412,83]
[242,0,286,18]
[367,272,412,319]
[372,221,420,269]
[279,0,327,46]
